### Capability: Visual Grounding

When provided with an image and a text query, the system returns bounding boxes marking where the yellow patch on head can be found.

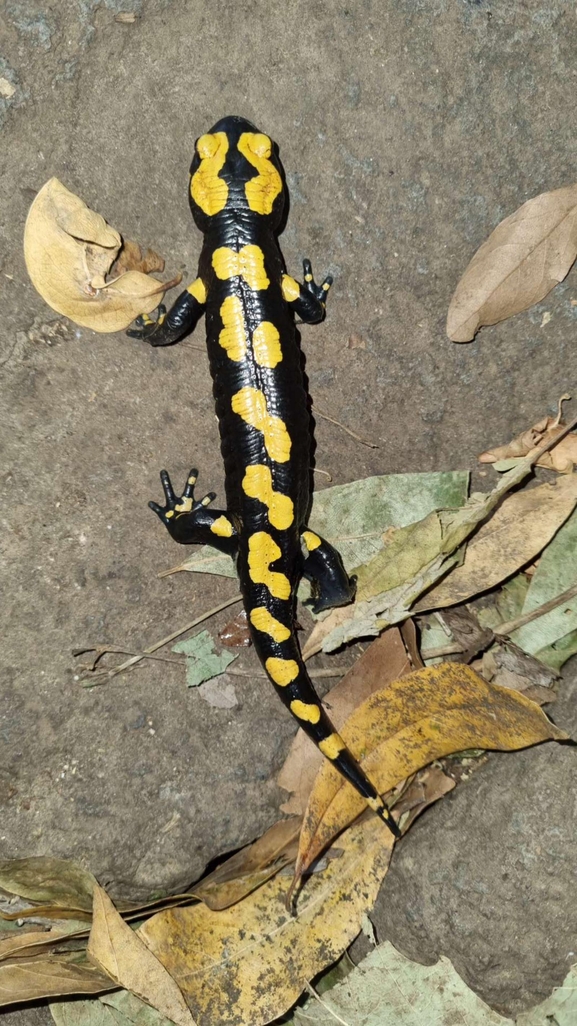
[250,607,291,642]
[190,132,229,215]
[265,656,299,686]
[238,132,283,215]
[302,530,321,551]
[218,295,247,361]
[281,275,300,303]
[212,245,269,291]
[210,515,233,538]
[186,278,207,304]
[247,532,291,599]
[252,321,282,368]
[290,700,321,724]
[242,465,294,530]
[319,733,346,760]
[231,387,291,463]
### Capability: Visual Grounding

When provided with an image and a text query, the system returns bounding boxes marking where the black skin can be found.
[128,115,400,840]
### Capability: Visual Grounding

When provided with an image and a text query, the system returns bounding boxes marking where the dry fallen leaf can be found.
[138,815,394,1026]
[394,765,456,834]
[294,663,567,886]
[192,817,302,910]
[0,923,87,963]
[279,628,415,816]
[111,238,165,277]
[479,397,577,474]
[0,954,113,1008]
[447,183,577,342]
[218,609,251,648]
[0,856,97,912]
[24,178,180,332]
[87,884,194,1026]
[415,474,577,611]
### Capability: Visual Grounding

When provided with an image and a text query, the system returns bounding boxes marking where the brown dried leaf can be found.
[138,816,394,1026]
[447,183,577,342]
[0,923,87,963]
[24,179,180,333]
[395,765,456,833]
[479,399,577,474]
[87,884,194,1026]
[218,609,251,648]
[0,954,113,1008]
[294,663,567,886]
[415,474,577,611]
[111,238,165,277]
[279,628,415,816]
[192,817,301,910]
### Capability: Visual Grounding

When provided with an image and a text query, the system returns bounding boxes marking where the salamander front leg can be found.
[127,278,207,347]
[281,259,332,324]
[149,469,237,555]
[301,530,356,613]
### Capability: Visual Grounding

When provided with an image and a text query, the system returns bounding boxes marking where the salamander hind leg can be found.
[301,531,356,613]
[281,258,333,324]
[149,468,237,554]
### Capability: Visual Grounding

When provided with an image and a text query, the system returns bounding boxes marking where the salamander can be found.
[128,115,399,838]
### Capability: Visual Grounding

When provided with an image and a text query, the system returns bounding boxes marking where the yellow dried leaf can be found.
[294,663,567,884]
[138,815,394,1026]
[447,183,577,342]
[87,884,194,1026]
[279,628,415,816]
[24,178,177,333]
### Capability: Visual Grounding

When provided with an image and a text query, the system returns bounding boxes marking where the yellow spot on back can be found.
[242,465,294,529]
[265,656,299,686]
[319,733,346,760]
[281,275,300,303]
[238,132,283,215]
[232,387,291,463]
[247,532,291,599]
[190,132,229,215]
[302,530,322,551]
[187,278,207,304]
[250,607,291,642]
[210,515,233,538]
[218,295,247,361]
[212,245,269,291]
[252,321,282,368]
[290,700,321,724]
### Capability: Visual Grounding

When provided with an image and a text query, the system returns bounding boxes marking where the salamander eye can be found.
[197,133,219,159]
[250,133,272,158]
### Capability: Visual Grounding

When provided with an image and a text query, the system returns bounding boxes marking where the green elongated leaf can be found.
[477,573,531,631]
[172,630,237,687]
[291,941,508,1025]
[320,457,538,652]
[534,627,577,672]
[512,509,577,665]
[0,857,97,911]
[50,990,178,1026]
[175,471,469,578]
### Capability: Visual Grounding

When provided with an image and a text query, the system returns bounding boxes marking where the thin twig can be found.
[226,666,351,680]
[495,580,577,637]
[303,982,351,1026]
[79,594,242,685]
[315,408,379,449]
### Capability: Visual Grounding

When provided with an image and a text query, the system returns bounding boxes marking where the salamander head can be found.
[189,115,285,229]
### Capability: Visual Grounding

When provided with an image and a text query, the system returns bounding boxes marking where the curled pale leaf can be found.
[24,178,180,332]
[0,954,113,1008]
[0,856,97,912]
[294,663,567,886]
[88,885,194,1026]
[447,183,577,342]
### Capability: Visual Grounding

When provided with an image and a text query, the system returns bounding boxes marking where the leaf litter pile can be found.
[9,181,577,1023]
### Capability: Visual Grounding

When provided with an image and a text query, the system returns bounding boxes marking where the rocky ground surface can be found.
[1,1,576,1022]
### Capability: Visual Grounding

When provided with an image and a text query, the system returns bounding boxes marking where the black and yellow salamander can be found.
[128,115,399,839]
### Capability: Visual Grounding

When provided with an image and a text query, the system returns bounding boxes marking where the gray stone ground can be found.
[1,0,576,1021]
